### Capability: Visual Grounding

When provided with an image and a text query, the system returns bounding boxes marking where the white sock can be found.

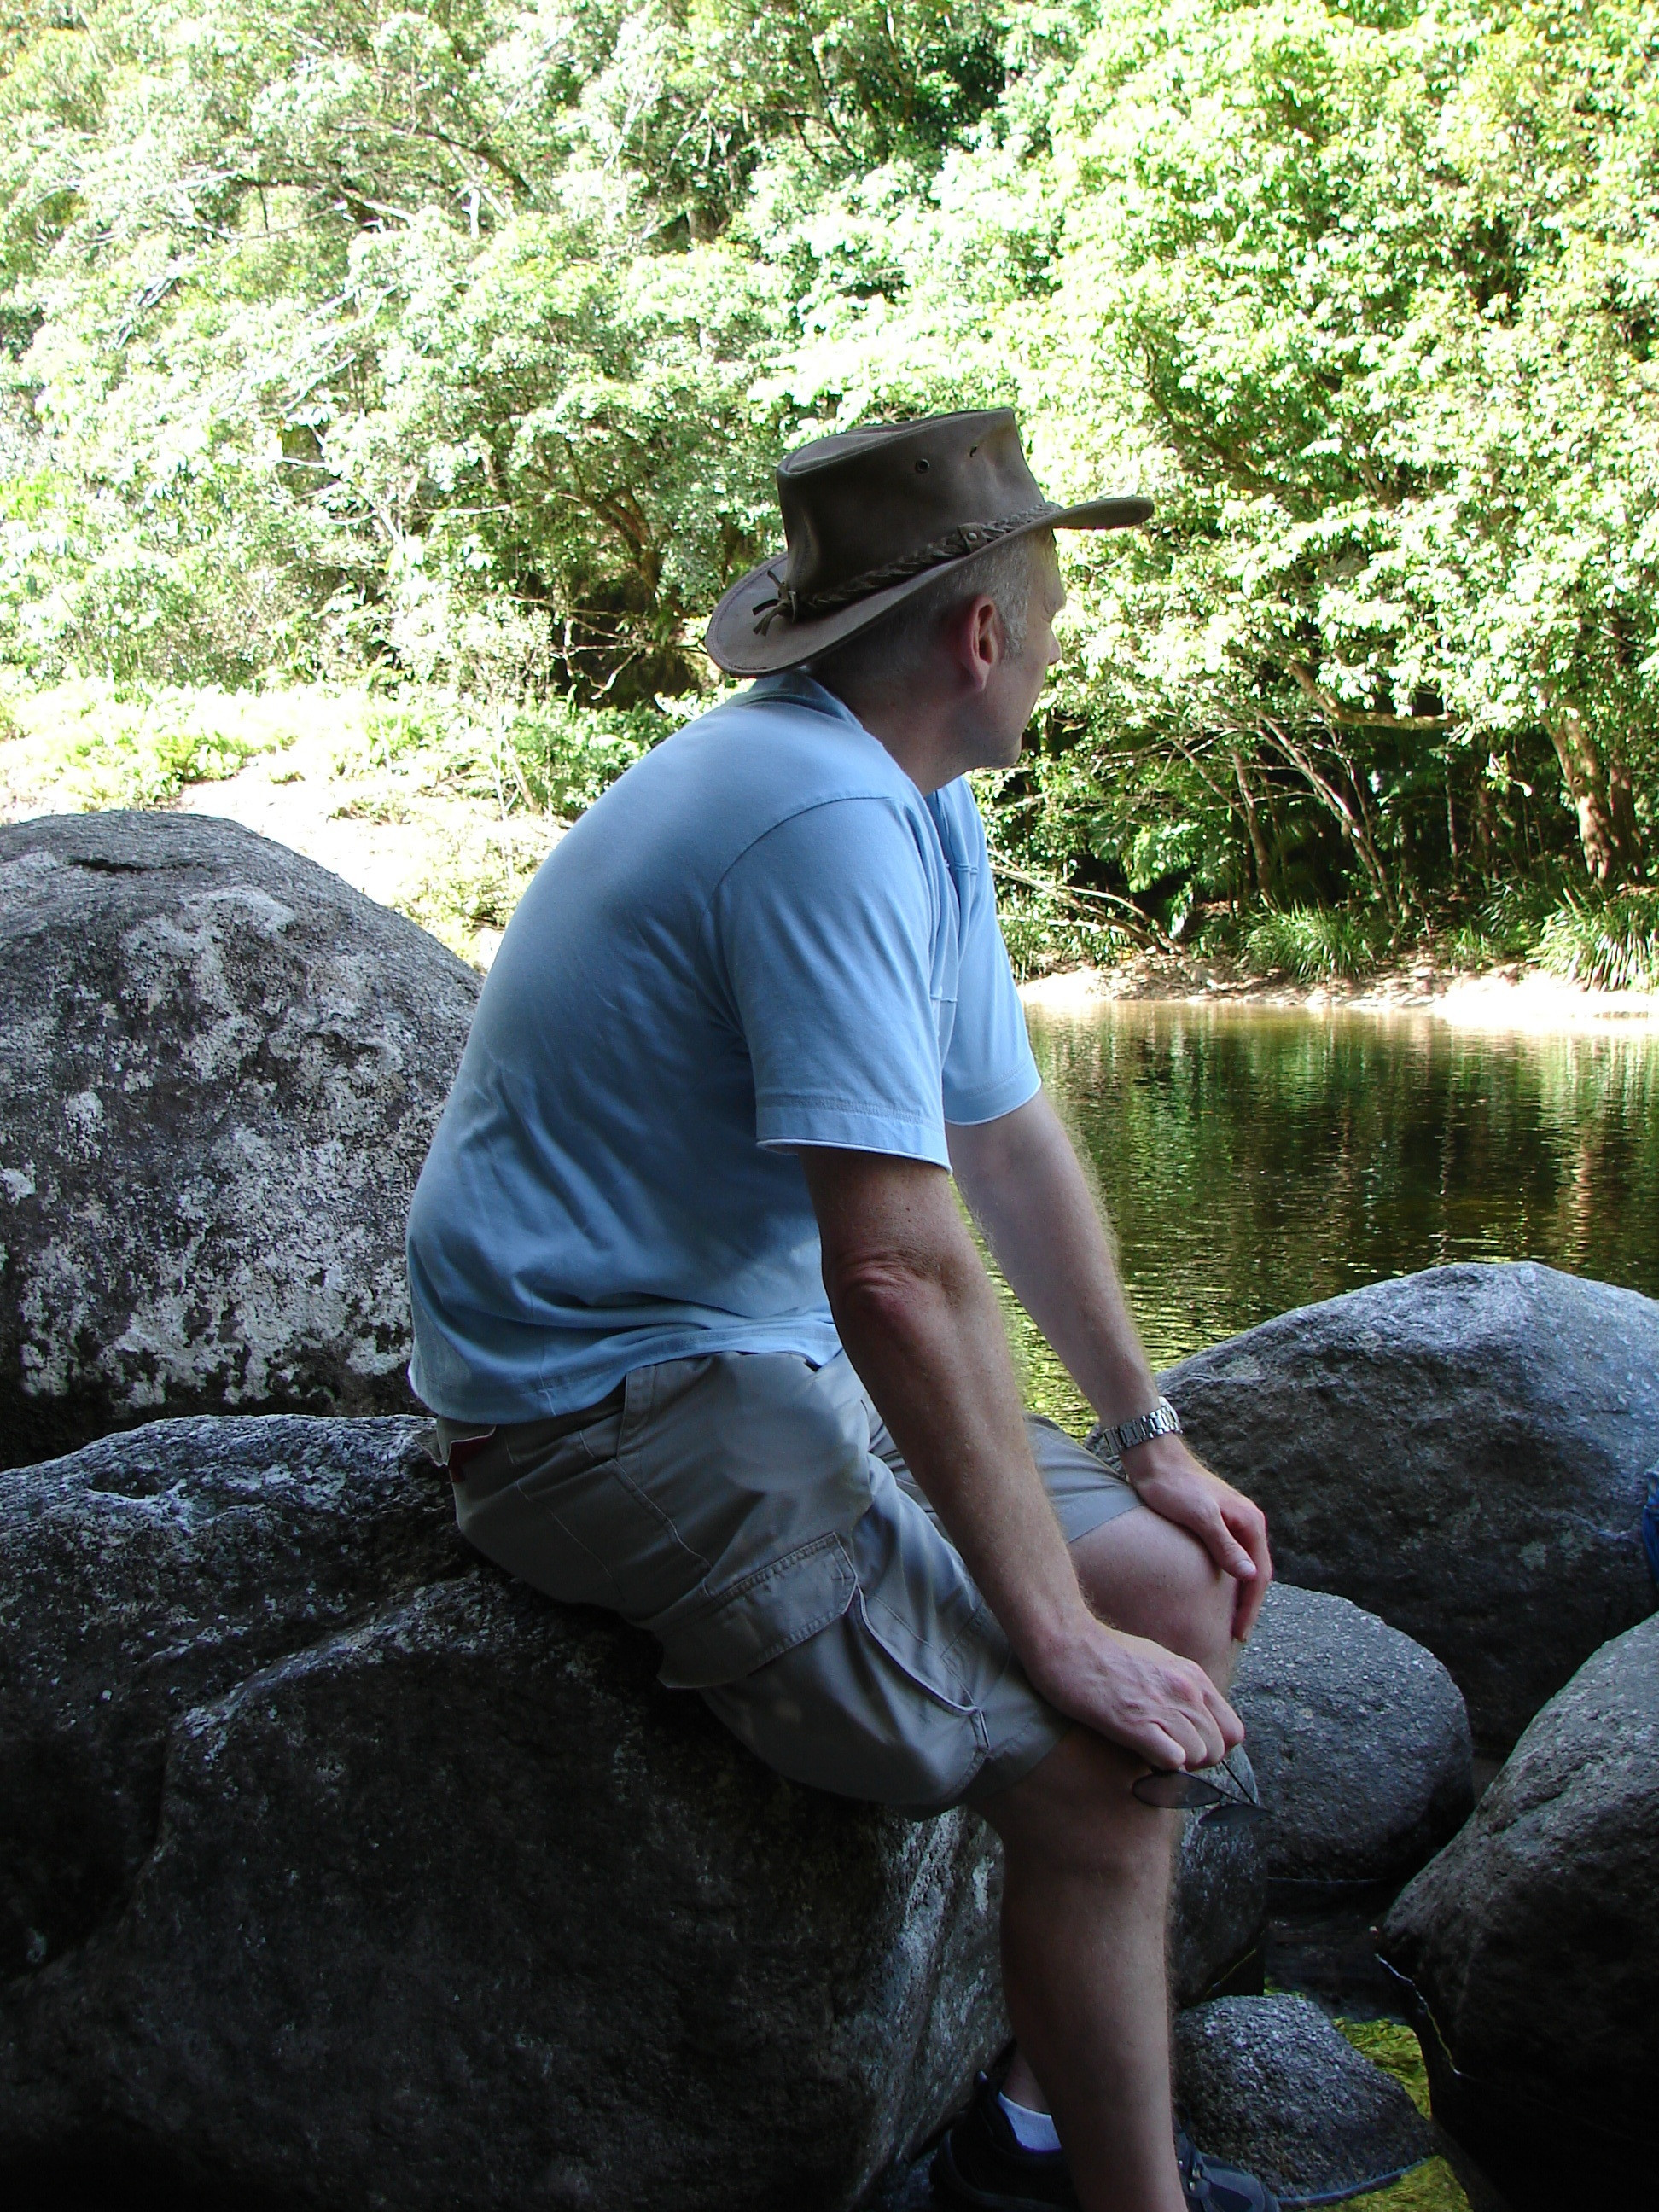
[998,2091,1062,2154]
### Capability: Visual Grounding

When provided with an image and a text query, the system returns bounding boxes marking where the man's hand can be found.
[1027,1617,1245,1773]
[1121,1432,1273,1641]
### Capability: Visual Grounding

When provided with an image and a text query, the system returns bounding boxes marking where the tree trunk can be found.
[1545,705,1645,883]
[1231,748,1276,905]
[1259,722,1398,920]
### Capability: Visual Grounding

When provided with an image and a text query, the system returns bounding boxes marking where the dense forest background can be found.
[2,0,1657,975]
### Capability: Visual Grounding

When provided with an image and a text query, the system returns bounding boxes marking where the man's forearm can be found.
[801,1152,1097,1674]
[948,1091,1161,1428]
[948,1091,1274,1637]
[799,1145,1244,1766]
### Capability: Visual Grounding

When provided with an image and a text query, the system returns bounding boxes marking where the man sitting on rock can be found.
[406,410,1276,2212]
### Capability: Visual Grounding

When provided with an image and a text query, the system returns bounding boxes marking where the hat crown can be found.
[776,410,1045,602]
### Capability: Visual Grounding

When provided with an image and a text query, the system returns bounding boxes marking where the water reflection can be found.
[998,1004,1659,1427]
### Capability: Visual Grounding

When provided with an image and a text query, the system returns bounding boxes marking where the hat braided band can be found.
[750,501,1061,635]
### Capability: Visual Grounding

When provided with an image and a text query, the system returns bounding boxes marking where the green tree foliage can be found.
[0,0,1653,918]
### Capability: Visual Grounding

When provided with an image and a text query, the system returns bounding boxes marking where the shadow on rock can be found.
[1380,1613,1659,2212]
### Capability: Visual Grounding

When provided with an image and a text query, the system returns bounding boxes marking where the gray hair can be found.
[806,527,1057,701]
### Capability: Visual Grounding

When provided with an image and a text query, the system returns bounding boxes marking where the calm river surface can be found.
[1004,1003,1659,1428]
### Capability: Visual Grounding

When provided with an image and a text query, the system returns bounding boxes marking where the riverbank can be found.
[1020,952,1659,1029]
[3,684,1653,1018]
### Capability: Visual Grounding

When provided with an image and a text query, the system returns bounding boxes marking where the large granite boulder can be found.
[1379,1614,1659,2212]
[1173,1995,1432,2206]
[1231,1583,1472,1884]
[0,812,479,1469]
[1165,1263,1659,1746]
[0,1415,1002,2210]
[0,1413,1264,2211]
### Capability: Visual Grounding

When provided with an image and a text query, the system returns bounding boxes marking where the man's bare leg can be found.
[984,1728,1188,2212]
[987,1505,1240,2207]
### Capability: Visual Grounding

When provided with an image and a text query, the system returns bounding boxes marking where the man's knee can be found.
[1155,1538,1236,1682]
[1074,1512,1236,1685]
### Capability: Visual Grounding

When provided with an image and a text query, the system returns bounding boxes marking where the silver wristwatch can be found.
[1086,1394,1183,1464]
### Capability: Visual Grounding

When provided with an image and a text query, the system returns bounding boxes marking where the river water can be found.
[1002,1003,1659,1428]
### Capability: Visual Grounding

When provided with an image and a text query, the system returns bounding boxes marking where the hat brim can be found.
[702,494,1153,677]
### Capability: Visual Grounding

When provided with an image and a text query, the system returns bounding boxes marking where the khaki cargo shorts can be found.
[445,1350,1143,1818]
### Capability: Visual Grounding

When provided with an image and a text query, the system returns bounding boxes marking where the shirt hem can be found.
[410,1318,847,1427]
[756,1097,950,1163]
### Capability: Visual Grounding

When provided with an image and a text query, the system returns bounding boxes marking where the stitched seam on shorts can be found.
[660,1533,857,1680]
[541,1511,623,1609]
[968,1703,1067,1802]
[864,1576,992,1705]
[934,1590,999,1675]
[725,1555,854,1673]
[502,1394,626,1469]
[667,1540,858,1645]
[855,1587,982,1720]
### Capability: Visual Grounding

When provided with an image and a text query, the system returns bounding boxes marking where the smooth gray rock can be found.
[0,812,480,1469]
[1232,1583,1473,1883]
[1380,1614,1659,2211]
[1165,1263,1659,1746]
[1173,1994,1433,2206]
[0,1416,1005,2212]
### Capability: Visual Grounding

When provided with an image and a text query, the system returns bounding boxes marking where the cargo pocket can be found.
[653,1532,859,1691]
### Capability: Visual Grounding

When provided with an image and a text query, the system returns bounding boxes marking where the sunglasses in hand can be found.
[1132,1748,1264,1825]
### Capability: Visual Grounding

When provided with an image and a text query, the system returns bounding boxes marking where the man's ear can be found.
[959,593,1002,691]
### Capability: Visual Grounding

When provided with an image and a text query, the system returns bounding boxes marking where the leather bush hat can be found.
[704,408,1151,676]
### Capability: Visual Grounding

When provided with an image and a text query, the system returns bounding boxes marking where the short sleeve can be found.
[934,785,1042,1126]
[711,797,952,1164]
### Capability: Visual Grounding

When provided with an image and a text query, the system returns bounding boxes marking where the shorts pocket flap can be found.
[654,1533,858,1691]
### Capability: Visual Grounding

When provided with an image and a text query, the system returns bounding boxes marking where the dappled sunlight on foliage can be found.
[0,0,1652,934]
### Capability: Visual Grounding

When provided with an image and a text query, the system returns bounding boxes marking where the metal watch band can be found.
[1091,1395,1183,1460]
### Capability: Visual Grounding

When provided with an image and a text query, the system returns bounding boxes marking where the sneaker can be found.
[930,2064,1077,2210]
[1175,2126,1280,2212]
[930,2065,1280,2212]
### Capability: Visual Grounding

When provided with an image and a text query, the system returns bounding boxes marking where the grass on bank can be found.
[2,676,1650,993]
[1335,2018,1469,2210]
[1000,879,1659,992]
[1534,885,1659,992]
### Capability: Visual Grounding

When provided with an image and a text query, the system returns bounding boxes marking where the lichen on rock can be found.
[0,812,480,1467]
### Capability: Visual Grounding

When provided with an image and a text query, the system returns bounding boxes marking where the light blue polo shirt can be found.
[405,672,1041,1422]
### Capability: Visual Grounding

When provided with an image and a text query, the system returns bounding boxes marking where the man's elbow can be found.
[823,1249,947,1340]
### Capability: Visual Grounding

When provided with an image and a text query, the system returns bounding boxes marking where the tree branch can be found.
[989,861,1176,952]
[1286,658,1453,731]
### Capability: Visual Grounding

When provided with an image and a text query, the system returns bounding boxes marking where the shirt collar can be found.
[742,668,866,733]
